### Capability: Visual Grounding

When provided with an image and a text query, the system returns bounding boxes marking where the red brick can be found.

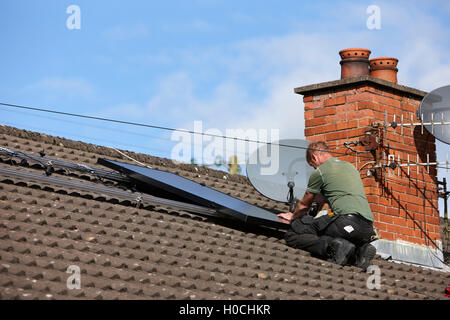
[397,234,410,242]
[304,127,313,136]
[379,196,392,206]
[414,229,425,239]
[303,95,313,103]
[336,103,357,113]
[370,203,386,217]
[379,214,394,224]
[379,89,402,100]
[304,100,323,110]
[366,195,380,203]
[393,216,407,227]
[372,211,380,220]
[378,231,395,241]
[388,182,408,194]
[331,112,348,123]
[335,120,358,130]
[404,194,424,206]
[358,118,372,127]
[325,131,348,141]
[345,128,367,139]
[324,96,346,107]
[347,109,374,120]
[313,107,336,117]
[357,101,383,111]
[400,102,418,113]
[306,134,327,141]
[426,216,440,227]
[305,117,328,127]
[346,92,373,103]
[336,89,356,97]
[304,110,314,120]
[366,187,382,196]
[385,224,402,234]
[404,227,416,237]
[310,123,337,135]
[405,219,416,229]
[373,221,387,231]
[373,94,402,108]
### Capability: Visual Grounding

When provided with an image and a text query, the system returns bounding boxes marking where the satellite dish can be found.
[420,84,450,144]
[246,139,313,211]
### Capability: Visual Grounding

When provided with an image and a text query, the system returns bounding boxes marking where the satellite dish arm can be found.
[287,181,296,212]
[279,191,315,222]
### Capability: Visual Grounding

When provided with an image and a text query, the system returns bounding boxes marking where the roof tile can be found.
[1,125,449,300]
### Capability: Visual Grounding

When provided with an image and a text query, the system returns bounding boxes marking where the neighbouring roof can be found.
[0,124,449,300]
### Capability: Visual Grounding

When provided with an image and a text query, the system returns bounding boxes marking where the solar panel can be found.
[0,165,217,217]
[0,147,130,183]
[97,158,290,229]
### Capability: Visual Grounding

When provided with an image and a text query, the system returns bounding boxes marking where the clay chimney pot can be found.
[369,57,399,83]
[338,48,371,79]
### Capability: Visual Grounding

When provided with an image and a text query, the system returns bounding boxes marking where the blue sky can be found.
[1,1,450,214]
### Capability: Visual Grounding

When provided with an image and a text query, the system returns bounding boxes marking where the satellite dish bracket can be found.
[287,181,297,212]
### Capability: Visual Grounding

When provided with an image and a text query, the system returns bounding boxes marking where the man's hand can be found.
[277,191,316,224]
[277,212,295,223]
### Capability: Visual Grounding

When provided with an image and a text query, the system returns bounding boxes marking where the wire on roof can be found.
[2,101,450,171]
[110,147,151,168]
[0,101,376,161]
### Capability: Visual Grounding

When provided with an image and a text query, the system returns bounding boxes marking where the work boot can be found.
[327,238,356,266]
[354,243,376,271]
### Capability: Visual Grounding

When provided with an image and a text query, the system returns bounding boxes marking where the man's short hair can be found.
[306,141,331,163]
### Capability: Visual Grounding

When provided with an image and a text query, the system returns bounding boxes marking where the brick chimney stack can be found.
[295,48,444,268]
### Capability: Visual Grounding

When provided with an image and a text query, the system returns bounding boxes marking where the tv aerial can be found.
[246,139,313,212]
[389,85,450,144]
[378,85,450,174]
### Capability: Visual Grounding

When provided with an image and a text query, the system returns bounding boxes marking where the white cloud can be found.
[100,1,450,164]
[24,77,95,100]
[160,18,218,33]
[127,53,173,65]
[103,23,149,40]
[89,1,450,217]
[399,38,450,91]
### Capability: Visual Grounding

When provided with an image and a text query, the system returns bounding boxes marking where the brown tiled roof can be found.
[0,124,449,300]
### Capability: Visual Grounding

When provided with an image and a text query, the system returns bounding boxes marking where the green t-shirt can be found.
[306,157,373,221]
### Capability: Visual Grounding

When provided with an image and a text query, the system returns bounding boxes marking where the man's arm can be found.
[313,193,330,211]
[277,191,316,223]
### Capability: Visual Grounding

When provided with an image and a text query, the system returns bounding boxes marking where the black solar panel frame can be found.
[0,147,130,183]
[0,165,218,217]
[97,158,289,229]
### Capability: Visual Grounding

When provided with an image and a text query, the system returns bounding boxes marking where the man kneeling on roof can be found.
[277,141,377,270]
